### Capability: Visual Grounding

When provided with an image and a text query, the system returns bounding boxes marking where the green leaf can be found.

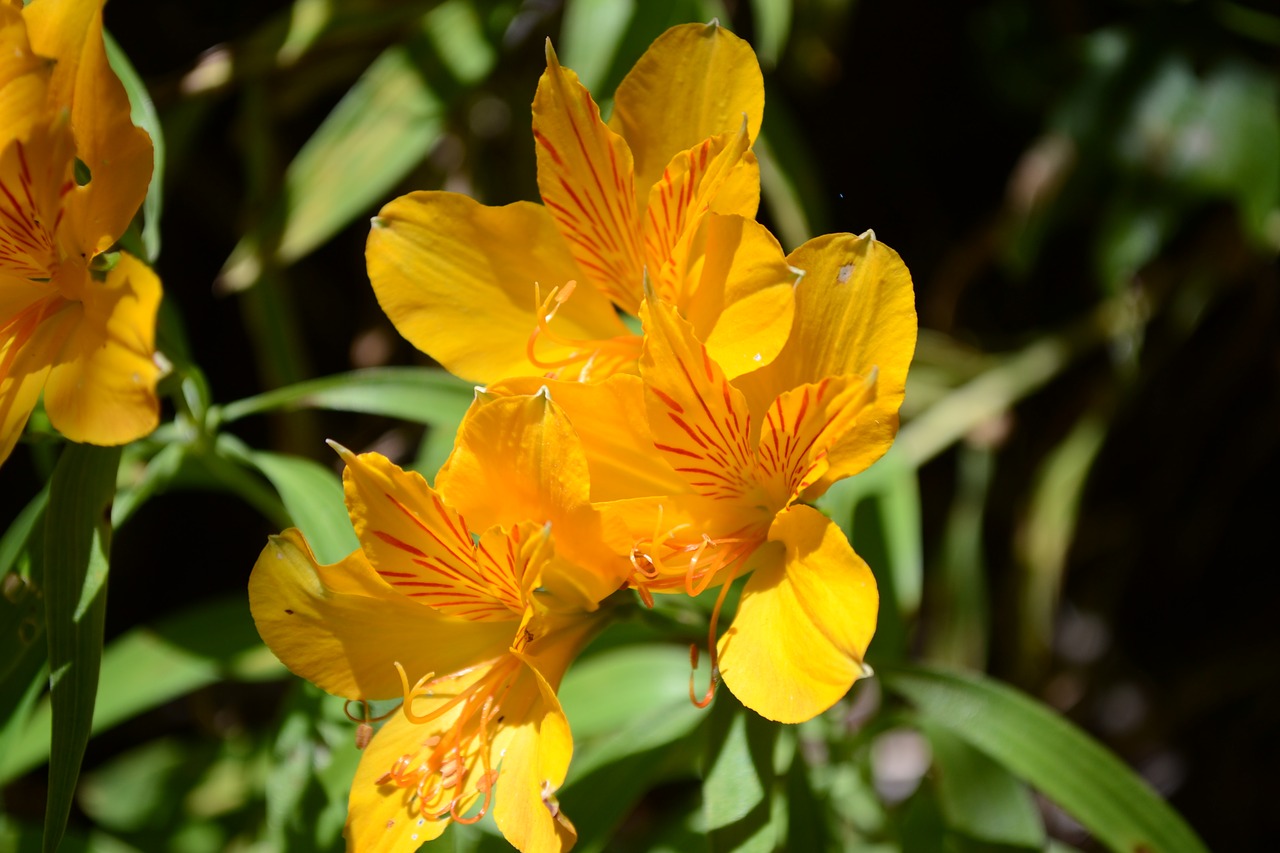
[703,696,781,853]
[881,665,1209,853]
[104,31,165,262]
[0,596,282,785]
[218,10,473,291]
[225,440,357,564]
[217,366,474,427]
[557,644,710,852]
[559,0,637,92]
[0,485,48,578]
[42,444,121,852]
[748,0,792,67]
[924,724,1045,849]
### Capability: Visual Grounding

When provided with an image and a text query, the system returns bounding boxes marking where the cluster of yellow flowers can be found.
[0,0,160,466]
[250,22,917,852]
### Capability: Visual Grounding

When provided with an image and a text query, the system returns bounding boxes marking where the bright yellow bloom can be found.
[249,392,627,852]
[500,233,917,724]
[367,22,796,385]
[0,0,159,465]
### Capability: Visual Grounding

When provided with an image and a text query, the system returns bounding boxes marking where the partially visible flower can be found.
[367,22,796,385]
[500,233,917,724]
[250,392,627,852]
[0,0,159,465]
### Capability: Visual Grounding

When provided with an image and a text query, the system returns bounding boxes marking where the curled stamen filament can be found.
[525,281,640,374]
[689,558,742,708]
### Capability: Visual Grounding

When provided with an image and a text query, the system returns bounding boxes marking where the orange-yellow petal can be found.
[248,529,513,701]
[717,505,878,723]
[337,447,528,622]
[42,251,159,446]
[438,390,627,608]
[609,22,764,208]
[490,652,576,853]
[674,213,796,380]
[490,374,686,502]
[0,4,49,148]
[534,41,644,313]
[736,232,917,493]
[639,297,757,505]
[0,291,72,465]
[366,191,627,385]
[25,0,152,255]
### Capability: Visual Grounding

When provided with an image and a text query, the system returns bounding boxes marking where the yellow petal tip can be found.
[545,37,558,66]
[325,439,355,462]
[859,228,878,244]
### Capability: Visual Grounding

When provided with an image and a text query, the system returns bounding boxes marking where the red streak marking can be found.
[533,129,565,168]
[654,442,702,459]
[650,387,684,414]
[376,570,418,578]
[667,413,709,448]
[373,530,428,558]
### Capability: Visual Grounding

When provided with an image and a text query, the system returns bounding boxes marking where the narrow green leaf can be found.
[560,0,637,92]
[703,696,781,852]
[230,442,357,564]
[217,366,474,427]
[103,31,165,262]
[924,724,1045,849]
[0,485,48,578]
[0,596,282,785]
[218,39,449,291]
[881,665,1209,853]
[748,0,792,67]
[42,444,121,852]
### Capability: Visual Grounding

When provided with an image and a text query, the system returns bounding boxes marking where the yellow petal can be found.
[639,297,758,505]
[0,119,74,281]
[490,374,686,502]
[42,251,160,446]
[337,448,527,622]
[534,41,644,313]
[0,291,72,465]
[248,529,513,701]
[676,214,796,380]
[609,22,764,208]
[25,0,152,254]
[736,232,917,492]
[366,191,627,385]
[0,5,50,148]
[717,505,878,723]
[438,390,628,608]
[491,652,577,853]
[755,372,877,509]
[642,126,757,287]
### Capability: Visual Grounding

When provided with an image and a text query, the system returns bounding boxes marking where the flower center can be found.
[381,654,524,826]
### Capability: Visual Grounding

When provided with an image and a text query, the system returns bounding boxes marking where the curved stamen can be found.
[688,557,742,708]
[525,281,641,378]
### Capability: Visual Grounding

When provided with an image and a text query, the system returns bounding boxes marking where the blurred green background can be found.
[2,0,1278,850]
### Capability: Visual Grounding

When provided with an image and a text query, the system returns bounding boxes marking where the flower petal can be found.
[610,22,764,207]
[491,653,577,853]
[25,0,152,255]
[642,126,757,287]
[677,214,796,380]
[0,292,72,465]
[438,390,628,607]
[0,5,50,148]
[248,529,513,701]
[639,297,757,504]
[490,374,686,502]
[366,191,626,385]
[735,232,917,492]
[534,42,645,313]
[42,251,159,446]
[717,505,878,723]
[337,448,527,622]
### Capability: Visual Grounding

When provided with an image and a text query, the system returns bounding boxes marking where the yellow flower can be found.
[249,392,628,852]
[0,0,159,465]
[501,233,917,724]
[367,22,796,385]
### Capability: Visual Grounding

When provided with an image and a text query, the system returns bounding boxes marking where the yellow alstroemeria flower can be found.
[0,0,159,465]
[249,392,627,852]
[367,21,797,385]
[498,233,916,724]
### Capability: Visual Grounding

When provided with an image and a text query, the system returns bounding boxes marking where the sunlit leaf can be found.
[881,665,1209,853]
[42,445,122,852]
[104,31,165,262]
[703,696,781,853]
